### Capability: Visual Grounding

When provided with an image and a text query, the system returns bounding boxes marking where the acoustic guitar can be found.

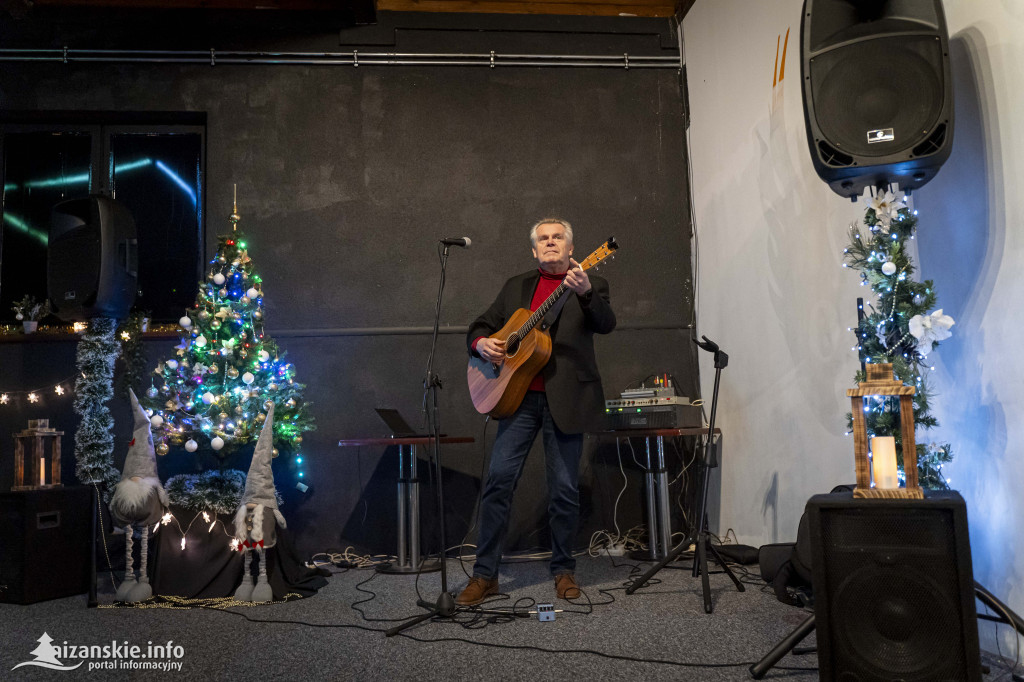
[467,237,619,418]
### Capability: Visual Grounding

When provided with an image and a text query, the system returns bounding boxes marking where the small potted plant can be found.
[12,295,51,334]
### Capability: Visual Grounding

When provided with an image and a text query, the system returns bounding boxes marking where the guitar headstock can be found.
[579,236,619,272]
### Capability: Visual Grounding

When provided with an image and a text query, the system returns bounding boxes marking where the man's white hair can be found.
[529,218,573,246]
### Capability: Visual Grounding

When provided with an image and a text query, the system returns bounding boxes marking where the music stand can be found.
[385,241,511,636]
[624,335,745,613]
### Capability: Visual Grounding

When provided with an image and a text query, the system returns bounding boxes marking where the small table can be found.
[596,427,721,561]
[337,436,474,574]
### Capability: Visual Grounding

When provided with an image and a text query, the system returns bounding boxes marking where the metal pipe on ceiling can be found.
[0,47,680,69]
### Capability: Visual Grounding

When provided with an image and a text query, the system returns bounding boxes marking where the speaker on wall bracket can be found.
[800,0,954,198]
[48,194,138,321]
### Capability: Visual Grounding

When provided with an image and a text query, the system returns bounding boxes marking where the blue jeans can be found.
[473,391,583,579]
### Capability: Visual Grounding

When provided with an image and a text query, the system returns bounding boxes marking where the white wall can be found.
[684,0,1023,655]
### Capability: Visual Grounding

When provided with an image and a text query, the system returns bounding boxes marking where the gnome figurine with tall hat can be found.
[233,403,286,602]
[110,388,169,602]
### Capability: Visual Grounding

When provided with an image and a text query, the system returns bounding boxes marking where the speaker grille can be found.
[822,509,967,678]
[810,35,944,159]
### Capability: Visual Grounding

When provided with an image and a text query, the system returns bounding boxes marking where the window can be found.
[1,117,205,323]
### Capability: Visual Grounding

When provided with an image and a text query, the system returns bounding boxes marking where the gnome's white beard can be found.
[111,477,168,518]
[233,504,287,544]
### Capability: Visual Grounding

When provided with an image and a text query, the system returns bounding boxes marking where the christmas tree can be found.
[843,189,955,488]
[144,195,314,490]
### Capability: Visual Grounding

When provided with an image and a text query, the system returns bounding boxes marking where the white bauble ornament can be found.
[242,372,255,385]
[881,261,897,276]
[202,391,215,404]
[146,386,159,398]
[179,315,192,329]
[195,335,207,348]
[258,350,270,362]
[15,312,24,321]
[246,288,258,299]
[213,273,226,286]
[185,439,198,452]
[151,414,164,428]
[210,436,225,451]
[165,359,178,370]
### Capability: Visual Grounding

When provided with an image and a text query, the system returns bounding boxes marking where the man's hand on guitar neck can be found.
[564,258,592,296]
[476,337,506,364]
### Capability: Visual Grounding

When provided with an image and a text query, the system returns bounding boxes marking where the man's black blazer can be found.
[466,269,616,434]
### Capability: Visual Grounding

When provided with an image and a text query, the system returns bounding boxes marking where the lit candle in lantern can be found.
[871,436,898,489]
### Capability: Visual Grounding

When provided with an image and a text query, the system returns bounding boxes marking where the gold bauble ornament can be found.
[272,448,279,458]
[241,296,251,305]
[256,413,266,423]
[268,383,278,391]
[295,436,303,444]
[239,350,247,358]
[219,288,228,297]
[264,400,274,410]
[199,309,211,320]
[254,310,263,320]
[208,364,219,374]
[235,405,244,415]
[218,255,227,264]
[157,442,170,456]
[210,319,221,330]
[219,412,229,421]
[227,366,239,379]
[286,398,297,408]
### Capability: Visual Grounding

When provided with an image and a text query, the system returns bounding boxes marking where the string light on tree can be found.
[141,193,315,487]
[842,187,955,489]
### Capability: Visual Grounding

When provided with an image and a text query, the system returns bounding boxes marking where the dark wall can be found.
[0,10,698,559]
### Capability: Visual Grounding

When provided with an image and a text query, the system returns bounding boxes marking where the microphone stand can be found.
[625,335,744,613]
[386,242,513,637]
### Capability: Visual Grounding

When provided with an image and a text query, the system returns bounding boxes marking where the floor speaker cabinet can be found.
[806,490,981,681]
[0,486,92,604]
[800,0,954,198]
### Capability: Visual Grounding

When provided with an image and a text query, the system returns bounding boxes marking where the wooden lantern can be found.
[12,419,64,491]
[848,363,924,499]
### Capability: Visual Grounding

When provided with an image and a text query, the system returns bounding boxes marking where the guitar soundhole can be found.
[505,334,521,358]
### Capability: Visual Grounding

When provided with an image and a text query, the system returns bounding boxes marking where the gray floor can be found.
[0,554,1017,681]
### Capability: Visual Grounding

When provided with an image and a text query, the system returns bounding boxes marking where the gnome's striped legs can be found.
[116,524,137,601]
[234,548,255,601]
[252,546,272,602]
[127,525,153,602]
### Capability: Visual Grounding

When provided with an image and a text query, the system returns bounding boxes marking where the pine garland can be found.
[164,469,282,514]
[843,191,955,488]
[73,317,121,495]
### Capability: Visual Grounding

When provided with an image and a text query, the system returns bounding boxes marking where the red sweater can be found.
[473,268,565,393]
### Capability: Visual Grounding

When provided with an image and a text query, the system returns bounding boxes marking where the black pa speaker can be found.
[48,194,138,321]
[800,0,954,198]
[0,486,92,604]
[806,491,981,681]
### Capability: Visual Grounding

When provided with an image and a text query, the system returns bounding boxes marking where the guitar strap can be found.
[539,290,571,332]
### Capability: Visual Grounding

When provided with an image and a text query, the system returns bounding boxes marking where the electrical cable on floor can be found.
[197,600,818,672]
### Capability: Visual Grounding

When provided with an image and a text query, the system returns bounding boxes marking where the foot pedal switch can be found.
[537,603,556,622]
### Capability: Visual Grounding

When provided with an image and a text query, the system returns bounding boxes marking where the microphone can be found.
[440,237,472,248]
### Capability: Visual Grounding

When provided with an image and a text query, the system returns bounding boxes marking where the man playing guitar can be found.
[458,218,616,605]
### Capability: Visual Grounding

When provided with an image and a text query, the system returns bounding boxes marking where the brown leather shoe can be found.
[555,572,581,599]
[455,576,498,606]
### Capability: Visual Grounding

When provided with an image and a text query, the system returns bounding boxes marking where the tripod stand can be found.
[625,335,744,613]
[385,241,510,637]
